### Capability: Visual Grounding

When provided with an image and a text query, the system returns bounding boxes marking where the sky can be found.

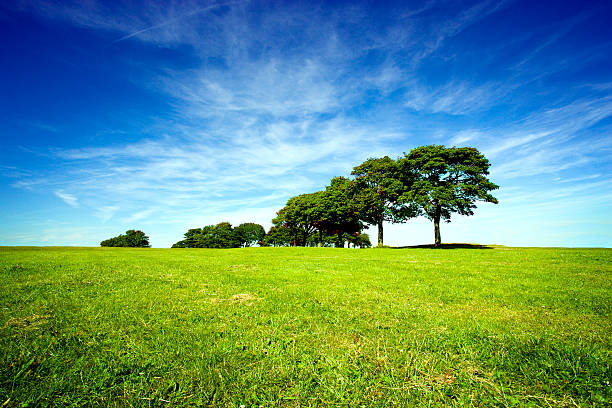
[1,0,611,248]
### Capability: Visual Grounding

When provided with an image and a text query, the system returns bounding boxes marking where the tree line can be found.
[169,222,371,248]
[171,222,265,248]
[100,145,498,248]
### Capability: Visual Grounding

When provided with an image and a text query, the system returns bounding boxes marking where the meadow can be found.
[0,246,610,407]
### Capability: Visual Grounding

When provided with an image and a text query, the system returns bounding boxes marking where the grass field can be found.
[1,246,610,407]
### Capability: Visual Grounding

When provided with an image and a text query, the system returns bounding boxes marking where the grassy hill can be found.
[1,246,610,406]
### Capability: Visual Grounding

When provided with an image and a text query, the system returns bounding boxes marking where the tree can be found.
[264,225,293,247]
[398,145,498,246]
[346,232,372,248]
[319,177,364,247]
[210,222,241,248]
[272,192,326,246]
[172,222,241,248]
[235,223,266,247]
[101,230,150,248]
[351,156,416,247]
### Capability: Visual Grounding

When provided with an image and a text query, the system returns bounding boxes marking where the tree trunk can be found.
[433,203,442,247]
[318,230,323,247]
[336,232,344,248]
[377,218,384,247]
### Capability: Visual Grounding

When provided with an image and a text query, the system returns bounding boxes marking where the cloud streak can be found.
[54,190,79,208]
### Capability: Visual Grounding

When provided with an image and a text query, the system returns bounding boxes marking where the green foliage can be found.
[1,246,610,406]
[272,191,328,246]
[263,225,293,246]
[271,145,498,248]
[305,231,340,247]
[351,156,416,246]
[398,145,498,246]
[100,230,150,248]
[318,177,364,247]
[172,222,242,248]
[346,232,372,248]
[234,223,266,247]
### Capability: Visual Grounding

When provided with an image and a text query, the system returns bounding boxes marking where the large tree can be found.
[351,156,415,247]
[398,145,499,247]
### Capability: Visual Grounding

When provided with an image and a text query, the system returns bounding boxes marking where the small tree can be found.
[398,145,498,246]
[346,232,372,248]
[235,223,266,247]
[101,230,150,248]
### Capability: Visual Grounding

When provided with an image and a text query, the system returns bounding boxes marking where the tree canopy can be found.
[235,223,266,247]
[271,178,367,248]
[272,191,327,246]
[319,177,364,247]
[263,225,293,247]
[172,222,246,248]
[100,230,150,248]
[351,156,416,246]
[397,145,499,246]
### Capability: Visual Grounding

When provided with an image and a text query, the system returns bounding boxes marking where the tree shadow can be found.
[391,243,495,249]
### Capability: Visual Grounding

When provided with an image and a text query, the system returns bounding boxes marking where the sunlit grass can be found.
[1,246,610,406]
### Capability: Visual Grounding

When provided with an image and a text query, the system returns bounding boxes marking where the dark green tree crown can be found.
[398,145,498,221]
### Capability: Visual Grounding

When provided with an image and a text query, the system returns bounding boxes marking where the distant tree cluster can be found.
[273,145,498,247]
[264,225,371,248]
[170,221,371,249]
[171,222,266,248]
[100,230,150,247]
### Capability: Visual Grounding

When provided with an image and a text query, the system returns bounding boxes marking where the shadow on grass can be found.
[390,243,496,249]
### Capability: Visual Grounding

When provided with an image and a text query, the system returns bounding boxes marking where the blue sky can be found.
[1,0,611,248]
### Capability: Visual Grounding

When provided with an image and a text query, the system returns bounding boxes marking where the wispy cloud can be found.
[405,81,502,115]
[409,0,515,65]
[448,130,483,145]
[111,1,242,44]
[482,96,612,179]
[94,206,119,223]
[54,190,79,207]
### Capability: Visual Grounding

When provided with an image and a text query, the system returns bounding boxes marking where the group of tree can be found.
[171,221,371,248]
[273,145,498,247]
[100,230,150,247]
[102,145,497,249]
[265,223,371,248]
[172,222,266,248]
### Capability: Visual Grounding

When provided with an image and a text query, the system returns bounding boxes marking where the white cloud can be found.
[54,190,79,207]
[448,130,482,146]
[405,81,503,115]
[94,206,120,223]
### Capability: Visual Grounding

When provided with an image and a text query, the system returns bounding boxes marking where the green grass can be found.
[1,246,610,407]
